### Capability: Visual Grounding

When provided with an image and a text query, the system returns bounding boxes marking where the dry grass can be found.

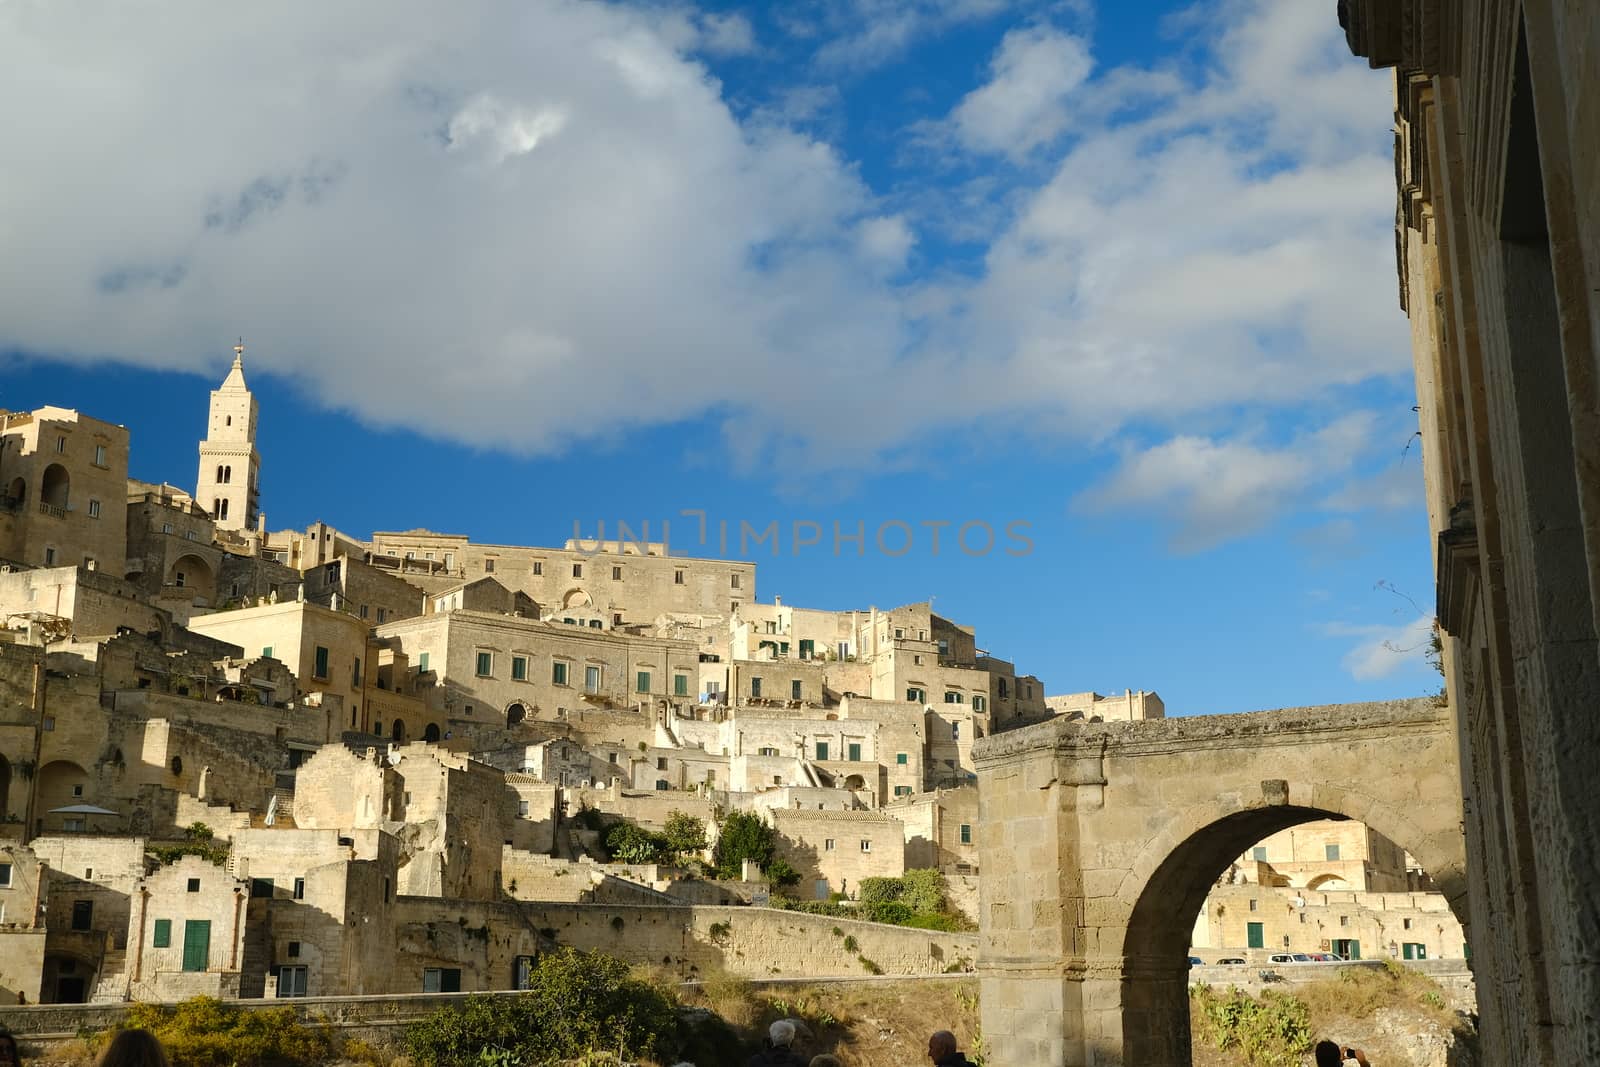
[680,976,982,1067]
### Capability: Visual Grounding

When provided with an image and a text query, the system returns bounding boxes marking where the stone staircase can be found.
[237,908,273,999]
[89,946,129,1003]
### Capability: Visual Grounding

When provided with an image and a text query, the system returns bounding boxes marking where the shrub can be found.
[842,935,859,953]
[764,858,800,889]
[858,877,903,905]
[1189,985,1311,1067]
[604,823,668,865]
[406,950,679,1066]
[117,997,336,1067]
[900,869,946,914]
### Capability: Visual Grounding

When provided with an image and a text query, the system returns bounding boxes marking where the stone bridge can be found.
[971,698,1466,1066]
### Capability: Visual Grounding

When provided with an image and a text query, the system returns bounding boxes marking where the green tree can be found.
[712,810,776,878]
[662,810,708,859]
[765,857,800,888]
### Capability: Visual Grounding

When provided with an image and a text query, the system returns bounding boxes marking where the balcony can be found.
[38,501,66,518]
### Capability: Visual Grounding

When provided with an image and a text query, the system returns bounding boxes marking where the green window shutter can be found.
[418,652,429,671]
[152,919,171,947]
[476,652,492,676]
[262,646,273,659]
[637,671,650,693]
[847,743,861,761]
[960,824,972,844]
[1246,922,1264,949]
[552,661,567,684]
[896,752,908,765]
[792,680,803,700]
[815,741,829,761]
[673,675,688,696]
[182,919,212,972]
[512,657,527,681]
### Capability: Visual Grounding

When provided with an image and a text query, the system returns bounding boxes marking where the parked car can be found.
[1188,956,1204,966]
[1268,953,1297,964]
[1216,957,1247,965]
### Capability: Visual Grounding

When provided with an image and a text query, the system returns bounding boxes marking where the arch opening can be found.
[167,553,216,605]
[391,720,405,743]
[40,464,69,509]
[423,723,441,743]
[1120,805,1469,1066]
[5,476,24,505]
[506,703,527,727]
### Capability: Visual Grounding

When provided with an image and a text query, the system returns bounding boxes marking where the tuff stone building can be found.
[0,407,129,576]
[1339,1,1600,1062]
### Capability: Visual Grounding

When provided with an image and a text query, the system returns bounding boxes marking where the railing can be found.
[38,502,66,518]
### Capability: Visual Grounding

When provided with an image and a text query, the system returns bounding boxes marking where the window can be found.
[512,656,528,681]
[972,696,986,713]
[352,656,362,687]
[162,523,173,534]
[859,840,871,852]
[484,558,496,573]
[251,878,275,899]
[87,498,101,518]
[944,691,963,704]
[951,722,961,741]
[572,563,583,578]
[1339,915,1350,927]
[553,661,569,685]
[518,800,530,817]
[960,824,972,844]
[277,965,308,997]
[847,742,861,761]
[673,674,689,697]
[938,638,949,656]
[314,646,330,680]
[423,968,462,993]
[613,613,623,626]
[588,619,602,629]
[674,569,685,585]
[43,716,55,731]
[824,839,835,851]
[72,784,82,797]
[998,678,1009,699]
[637,671,650,693]
[1325,844,1342,861]
[896,752,908,765]
[1248,899,1258,912]
[656,757,667,770]
[476,651,493,677]
[791,679,803,701]
[44,547,56,565]
[1246,922,1265,949]
[612,566,622,580]
[94,444,106,465]
[377,608,388,623]
[894,628,903,639]
[532,561,543,575]
[758,747,778,757]
[608,752,618,765]
[359,605,369,619]
[1252,846,1268,862]
[914,654,922,665]
[894,785,912,797]
[153,919,171,947]
[731,573,741,589]
[70,900,93,930]
[1402,918,1413,931]
[187,878,201,893]
[906,687,925,703]
[584,665,601,693]
[55,435,66,453]
[815,741,829,761]
[417,652,429,671]
[751,676,762,698]
[293,878,305,900]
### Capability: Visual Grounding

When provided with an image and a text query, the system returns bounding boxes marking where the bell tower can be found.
[195,339,261,532]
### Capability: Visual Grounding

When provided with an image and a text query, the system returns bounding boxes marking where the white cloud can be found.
[1325,613,1436,681]
[696,11,758,56]
[0,0,1411,488]
[949,25,1092,157]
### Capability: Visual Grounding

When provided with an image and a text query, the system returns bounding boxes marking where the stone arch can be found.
[391,719,404,743]
[37,758,88,805]
[168,553,216,605]
[5,476,24,505]
[423,723,441,743]
[1114,793,1469,1066]
[843,774,867,791]
[561,588,592,609]
[506,702,527,727]
[1305,872,1349,891]
[41,951,97,1003]
[40,463,69,509]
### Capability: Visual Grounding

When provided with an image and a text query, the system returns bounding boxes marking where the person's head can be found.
[809,1056,841,1067]
[769,1020,797,1049]
[98,1030,170,1067]
[927,1031,957,1062]
[0,1030,20,1067]
[1313,1040,1344,1067]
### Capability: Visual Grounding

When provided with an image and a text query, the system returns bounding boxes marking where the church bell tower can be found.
[195,340,261,532]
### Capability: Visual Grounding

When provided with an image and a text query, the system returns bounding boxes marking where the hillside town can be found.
[0,354,1463,1006]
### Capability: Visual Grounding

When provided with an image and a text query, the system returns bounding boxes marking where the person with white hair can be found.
[746,1018,808,1067]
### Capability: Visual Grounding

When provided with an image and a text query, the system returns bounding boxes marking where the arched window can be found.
[218,499,229,521]
[373,720,384,738]
[40,464,69,509]
[423,723,441,742]
[507,703,527,727]
[391,720,404,742]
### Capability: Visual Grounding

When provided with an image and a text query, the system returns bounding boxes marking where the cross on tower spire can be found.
[233,337,245,367]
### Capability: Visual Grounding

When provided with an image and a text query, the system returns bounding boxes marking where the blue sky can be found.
[0,0,1440,714]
